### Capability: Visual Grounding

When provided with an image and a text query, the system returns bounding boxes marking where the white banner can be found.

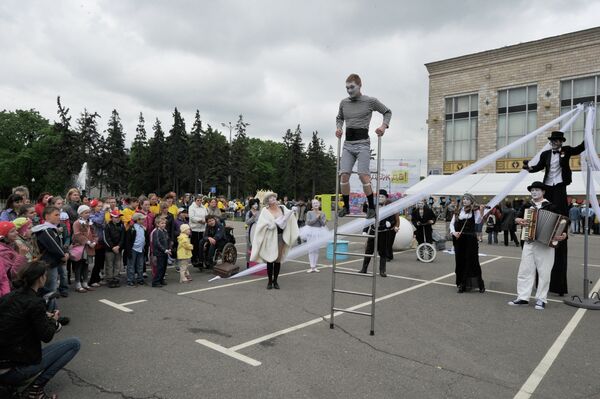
[349,159,421,195]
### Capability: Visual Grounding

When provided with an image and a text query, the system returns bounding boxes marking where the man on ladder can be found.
[335,73,392,218]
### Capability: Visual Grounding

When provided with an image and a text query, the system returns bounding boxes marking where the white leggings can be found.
[308,251,319,269]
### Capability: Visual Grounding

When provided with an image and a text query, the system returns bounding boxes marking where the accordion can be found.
[520,208,568,247]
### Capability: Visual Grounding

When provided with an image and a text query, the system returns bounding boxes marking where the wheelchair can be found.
[202,226,237,267]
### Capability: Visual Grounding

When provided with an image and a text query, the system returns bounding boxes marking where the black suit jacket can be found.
[527,141,585,186]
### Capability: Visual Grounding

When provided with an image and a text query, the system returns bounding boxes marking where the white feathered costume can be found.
[250,199,299,264]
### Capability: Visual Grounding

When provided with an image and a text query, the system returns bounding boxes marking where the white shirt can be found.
[544,151,563,186]
[449,209,482,234]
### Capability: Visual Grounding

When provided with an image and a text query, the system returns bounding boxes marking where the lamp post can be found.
[198,179,203,196]
[221,121,233,200]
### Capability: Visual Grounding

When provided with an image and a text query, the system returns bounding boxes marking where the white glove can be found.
[385,221,391,228]
[292,206,298,213]
[362,231,368,236]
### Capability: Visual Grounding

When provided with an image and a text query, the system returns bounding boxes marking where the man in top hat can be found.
[509,181,566,310]
[523,130,584,296]
[523,130,584,215]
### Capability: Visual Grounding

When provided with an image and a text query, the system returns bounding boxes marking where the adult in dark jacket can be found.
[32,207,69,294]
[523,131,582,296]
[201,215,226,268]
[411,200,435,244]
[359,190,397,277]
[501,202,520,247]
[0,261,80,399]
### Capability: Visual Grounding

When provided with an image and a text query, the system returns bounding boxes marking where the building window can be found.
[444,94,478,161]
[497,85,537,158]
[560,76,600,152]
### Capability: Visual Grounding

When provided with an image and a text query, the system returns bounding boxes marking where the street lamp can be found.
[197,179,203,196]
[221,121,233,200]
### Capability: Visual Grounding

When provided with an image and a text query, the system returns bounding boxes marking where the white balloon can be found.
[393,217,415,250]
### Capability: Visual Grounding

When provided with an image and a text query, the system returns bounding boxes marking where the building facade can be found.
[425,27,600,175]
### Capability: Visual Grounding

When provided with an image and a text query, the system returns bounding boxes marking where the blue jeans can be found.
[0,338,81,386]
[43,266,59,294]
[57,264,69,294]
[127,250,144,284]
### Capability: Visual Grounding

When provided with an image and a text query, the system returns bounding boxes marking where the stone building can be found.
[425,27,600,175]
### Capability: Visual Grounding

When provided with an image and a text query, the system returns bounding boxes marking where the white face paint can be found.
[267,196,278,206]
[346,82,361,98]
[417,201,424,209]
[530,188,544,200]
[311,200,320,209]
[550,139,562,151]
[378,195,386,205]
[251,203,258,210]
[462,197,472,206]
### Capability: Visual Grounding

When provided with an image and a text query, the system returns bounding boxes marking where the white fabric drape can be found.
[210,106,584,281]
[581,106,600,220]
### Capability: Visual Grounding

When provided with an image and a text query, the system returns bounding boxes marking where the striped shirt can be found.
[336,95,392,131]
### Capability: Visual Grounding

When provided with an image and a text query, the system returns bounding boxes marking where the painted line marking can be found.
[177,249,410,296]
[581,263,600,268]
[513,278,600,399]
[195,339,261,366]
[98,299,146,313]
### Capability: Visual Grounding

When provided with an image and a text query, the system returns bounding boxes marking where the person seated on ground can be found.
[201,215,226,269]
[0,261,81,399]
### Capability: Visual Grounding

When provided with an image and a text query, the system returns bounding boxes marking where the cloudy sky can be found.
[1,0,599,170]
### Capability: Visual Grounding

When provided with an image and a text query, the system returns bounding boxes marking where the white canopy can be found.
[405,171,600,197]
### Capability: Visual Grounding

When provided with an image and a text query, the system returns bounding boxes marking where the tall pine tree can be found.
[148,118,166,194]
[104,110,128,194]
[188,110,205,195]
[230,114,250,198]
[166,107,188,194]
[128,112,150,195]
[281,125,305,199]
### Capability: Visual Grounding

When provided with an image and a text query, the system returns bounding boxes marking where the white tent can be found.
[405,171,600,197]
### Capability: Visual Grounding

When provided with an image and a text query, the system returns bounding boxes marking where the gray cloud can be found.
[1,0,599,173]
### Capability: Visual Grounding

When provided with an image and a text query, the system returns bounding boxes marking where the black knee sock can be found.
[267,262,274,283]
[342,195,350,211]
[366,193,375,209]
[273,262,281,282]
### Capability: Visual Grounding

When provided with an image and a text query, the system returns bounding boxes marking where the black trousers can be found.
[544,184,568,215]
[503,230,519,246]
[545,183,569,295]
[191,231,204,266]
[89,248,105,284]
[362,233,388,273]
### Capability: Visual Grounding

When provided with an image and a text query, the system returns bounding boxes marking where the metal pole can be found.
[228,125,232,200]
[330,137,342,329]
[370,135,382,336]
[583,161,591,298]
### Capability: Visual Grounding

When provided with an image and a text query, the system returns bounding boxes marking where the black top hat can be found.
[547,131,566,142]
[379,189,388,197]
[527,181,547,192]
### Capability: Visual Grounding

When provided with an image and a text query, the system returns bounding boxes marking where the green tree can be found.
[166,107,188,194]
[280,125,305,199]
[128,112,150,195]
[104,110,128,194]
[148,118,167,194]
[76,109,106,191]
[246,138,286,194]
[188,110,205,195]
[202,124,229,195]
[230,114,250,198]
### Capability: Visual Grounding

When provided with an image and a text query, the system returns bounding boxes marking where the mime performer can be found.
[336,74,392,218]
[523,130,585,296]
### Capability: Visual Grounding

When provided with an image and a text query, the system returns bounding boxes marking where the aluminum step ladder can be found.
[330,135,382,335]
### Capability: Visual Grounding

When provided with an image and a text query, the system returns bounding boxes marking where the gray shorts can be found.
[340,139,371,175]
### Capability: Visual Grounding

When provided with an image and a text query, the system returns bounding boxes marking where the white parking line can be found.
[99,299,147,313]
[513,278,600,399]
[196,270,455,366]
[196,339,261,366]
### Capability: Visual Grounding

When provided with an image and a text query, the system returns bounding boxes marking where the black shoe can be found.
[457,285,465,293]
[58,316,70,326]
[273,282,280,289]
[508,299,529,306]
[338,208,349,217]
[358,267,368,274]
[379,272,387,277]
[366,208,376,219]
[59,291,69,298]
[152,284,161,288]
[160,281,168,286]
[267,282,273,290]
[137,281,146,286]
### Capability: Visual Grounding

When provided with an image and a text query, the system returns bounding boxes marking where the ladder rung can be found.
[349,170,379,174]
[333,270,374,277]
[335,233,374,238]
[332,308,372,317]
[335,251,372,257]
[344,214,367,218]
[333,289,373,297]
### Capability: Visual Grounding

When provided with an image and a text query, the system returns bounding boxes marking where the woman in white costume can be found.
[250,192,299,289]
[299,199,329,273]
